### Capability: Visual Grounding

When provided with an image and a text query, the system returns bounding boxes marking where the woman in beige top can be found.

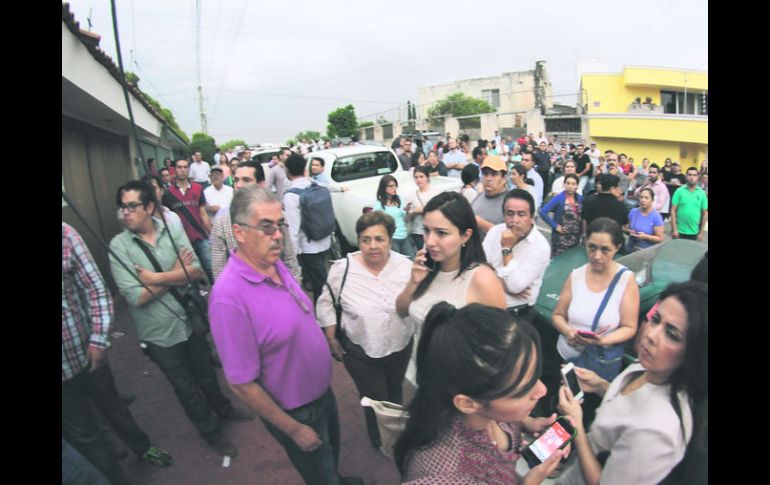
[396,191,506,387]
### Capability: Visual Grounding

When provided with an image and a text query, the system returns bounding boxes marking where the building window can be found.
[661,90,708,115]
[382,124,393,139]
[545,118,581,133]
[481,89,500,108]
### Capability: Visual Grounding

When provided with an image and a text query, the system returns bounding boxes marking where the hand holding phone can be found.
[561,363,584,401]
[577,329,599,339]
[521,416,576,468]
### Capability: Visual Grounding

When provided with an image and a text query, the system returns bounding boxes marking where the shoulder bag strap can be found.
[591,267,628,332]
[165,187,209,238]
[132,238,188,309]
[323,256,350,328]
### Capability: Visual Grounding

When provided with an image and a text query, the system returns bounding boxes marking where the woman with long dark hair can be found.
[396,303,566,484]
[540,173,583,256]
[396,192,505,386]
[374,175,416,259]
[557,281,707,485]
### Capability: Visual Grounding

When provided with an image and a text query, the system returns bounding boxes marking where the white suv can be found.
[304,145,463,256]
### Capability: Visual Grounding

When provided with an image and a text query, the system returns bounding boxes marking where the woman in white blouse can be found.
[317,211,414,450]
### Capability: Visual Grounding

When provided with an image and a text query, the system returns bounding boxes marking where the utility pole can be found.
[195,0,208,134]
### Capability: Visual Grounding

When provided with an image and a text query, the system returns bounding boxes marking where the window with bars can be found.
[382,124,393,139]
[545,118,581,133]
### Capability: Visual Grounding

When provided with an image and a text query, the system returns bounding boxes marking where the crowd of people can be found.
[63,131,708,484]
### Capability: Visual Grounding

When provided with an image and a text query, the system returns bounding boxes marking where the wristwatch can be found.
[501,247,513,256]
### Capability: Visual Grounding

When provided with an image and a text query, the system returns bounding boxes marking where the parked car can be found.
[251,146,288,165]
[300,145,463,257]
[531,238,708,361]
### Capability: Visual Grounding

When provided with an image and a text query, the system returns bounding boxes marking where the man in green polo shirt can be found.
[671,167,708,240]
[109,180,252,458]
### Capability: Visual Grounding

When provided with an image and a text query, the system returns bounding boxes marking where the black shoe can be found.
[217,406,255,423]
[206,434,238,457]
[119,392,137,405]
[340,477,364,485]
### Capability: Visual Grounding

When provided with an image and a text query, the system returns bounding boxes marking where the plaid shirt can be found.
[62,223,113,381]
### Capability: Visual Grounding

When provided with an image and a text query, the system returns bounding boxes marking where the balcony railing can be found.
[628,103,664,114]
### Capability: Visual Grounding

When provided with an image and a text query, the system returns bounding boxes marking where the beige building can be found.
[417,62,553,134]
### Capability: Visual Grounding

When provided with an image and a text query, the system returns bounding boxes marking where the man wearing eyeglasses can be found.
[208,187,361,485]
[109,180,253,459]
[210,161,301,282]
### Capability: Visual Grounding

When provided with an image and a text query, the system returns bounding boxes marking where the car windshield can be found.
[331,151,398,182]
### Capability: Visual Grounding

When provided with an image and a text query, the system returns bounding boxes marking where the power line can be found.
[614,0,677,57]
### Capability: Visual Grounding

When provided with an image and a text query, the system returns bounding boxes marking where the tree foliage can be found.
[427,92,494,125]
[357,121,374,129]
[220,139,247,151]
[190,133,217,163]
[124,72,189,143]
[327,104,358,138]
[295,130,321,142]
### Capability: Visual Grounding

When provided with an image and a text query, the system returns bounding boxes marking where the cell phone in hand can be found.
[423,251,436,271]
[522,416,576,468]
[561,362,584,401]
[577,329,599,339]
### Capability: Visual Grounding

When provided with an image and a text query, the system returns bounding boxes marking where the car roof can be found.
[307,145,393,159]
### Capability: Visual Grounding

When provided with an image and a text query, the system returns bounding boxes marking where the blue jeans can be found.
[391,237,416,260]
[262,388,341,485]
[62,437,110,485]
[192,238,214,282]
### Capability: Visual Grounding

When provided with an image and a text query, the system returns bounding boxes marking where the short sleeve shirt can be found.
[672,186,708,235]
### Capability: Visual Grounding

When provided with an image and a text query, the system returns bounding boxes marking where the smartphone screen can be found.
[563,368,582,398]
[527,420,573,463]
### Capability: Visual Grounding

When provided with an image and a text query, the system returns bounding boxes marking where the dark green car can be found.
[531,239,708,361]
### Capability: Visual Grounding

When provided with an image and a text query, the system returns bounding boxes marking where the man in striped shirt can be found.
[62,223,172,484]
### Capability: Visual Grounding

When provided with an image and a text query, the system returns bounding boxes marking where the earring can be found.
[462,243,466,248]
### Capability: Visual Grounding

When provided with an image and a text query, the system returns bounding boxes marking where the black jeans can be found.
[62,363,147,484]
[262,388,341,485]
[340,333,413,448]
[298,251,329,303]
[144,332,232,440]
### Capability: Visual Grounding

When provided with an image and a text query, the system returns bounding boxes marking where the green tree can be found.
[295,130,321,142]
[190,133,217,163]
[427,92,494,125]
[327,104,358,138]
[357,121,374,129]
[220,139,247,151]
[124,71,189,143]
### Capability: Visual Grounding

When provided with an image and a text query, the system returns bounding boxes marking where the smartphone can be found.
[561,363,584,401]
[577,329,599,339]
[423,251,436,271]
[522,416,576,468]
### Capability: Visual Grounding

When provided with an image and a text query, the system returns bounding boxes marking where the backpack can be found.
[286,181,336,241]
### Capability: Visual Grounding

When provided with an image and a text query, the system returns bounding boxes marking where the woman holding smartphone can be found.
[396,303,567,484]
[549,218,640,425]
[374,175,416,259]
[396,191,505,387]
[557,281,707,485]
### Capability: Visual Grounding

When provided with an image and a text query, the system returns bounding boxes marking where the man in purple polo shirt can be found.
[209,187,361,485]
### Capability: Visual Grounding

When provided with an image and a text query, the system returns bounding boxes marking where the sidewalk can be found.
[106,297,402,485]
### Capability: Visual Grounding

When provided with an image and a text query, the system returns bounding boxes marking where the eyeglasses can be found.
[236,221,283,235]
[117,202,145,213]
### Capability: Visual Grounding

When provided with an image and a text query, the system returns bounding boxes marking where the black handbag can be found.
[132,239,210,335]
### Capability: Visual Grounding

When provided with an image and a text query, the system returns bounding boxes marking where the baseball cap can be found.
[481,155,507,172]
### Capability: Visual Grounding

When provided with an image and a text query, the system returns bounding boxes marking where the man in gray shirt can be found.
[398,136,414,171]
[471,155,509,239]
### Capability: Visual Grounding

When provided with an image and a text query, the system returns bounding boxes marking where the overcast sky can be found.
[65,0,707,145]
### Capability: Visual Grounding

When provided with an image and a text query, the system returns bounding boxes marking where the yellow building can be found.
[581,66,707,169]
